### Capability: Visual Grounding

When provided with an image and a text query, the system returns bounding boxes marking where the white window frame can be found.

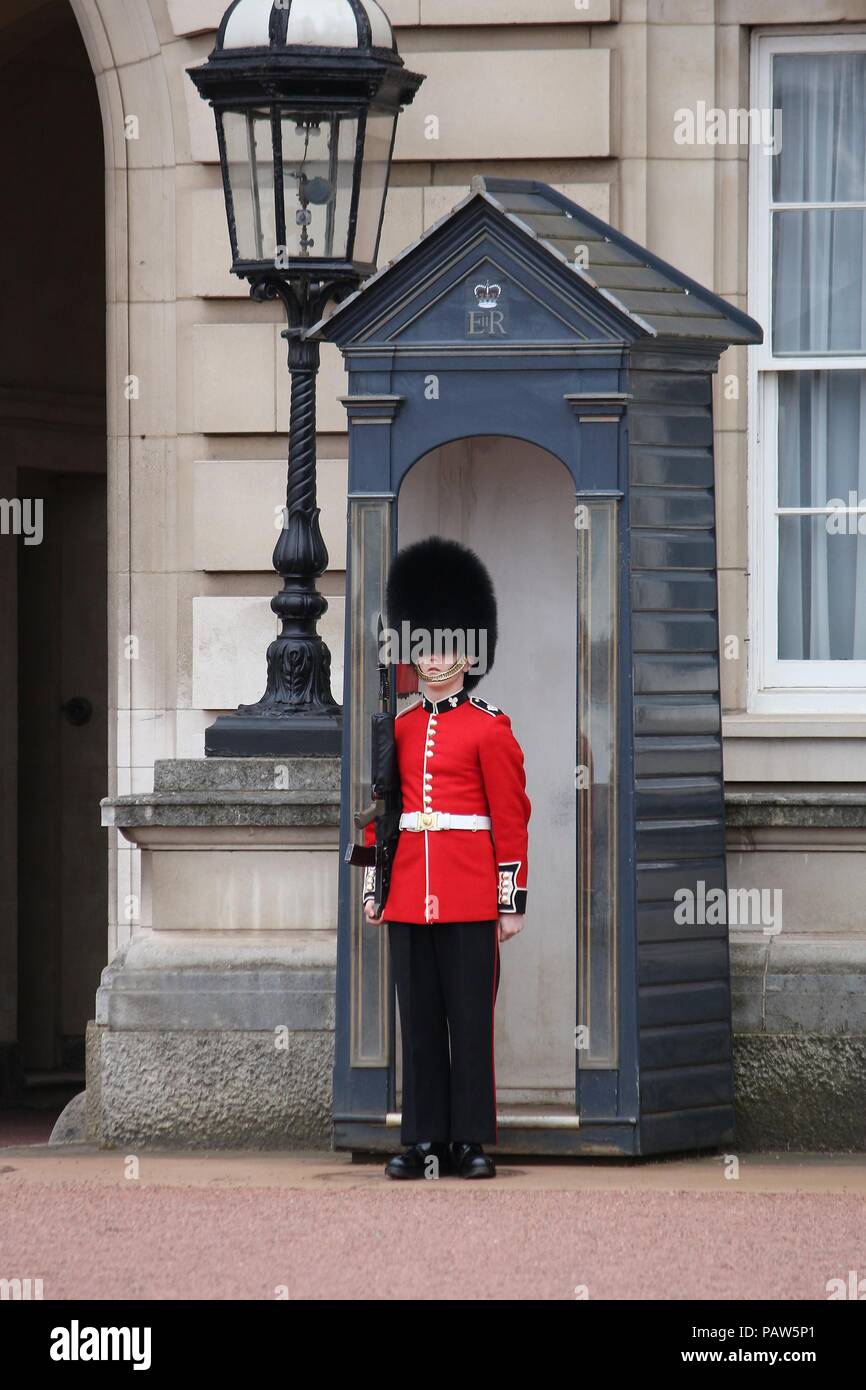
[748,29,866,712]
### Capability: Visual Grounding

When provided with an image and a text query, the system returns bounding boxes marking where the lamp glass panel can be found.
[280,112,358,260]
[221,108,277,263]
[353,112,396,265]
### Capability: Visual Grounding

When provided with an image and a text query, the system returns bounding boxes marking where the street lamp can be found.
[188,0,424,755]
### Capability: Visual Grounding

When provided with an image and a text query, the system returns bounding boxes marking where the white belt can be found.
[399,811,491,832]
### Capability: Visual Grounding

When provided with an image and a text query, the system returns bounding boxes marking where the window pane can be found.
[778,370,866,506]
[772,52,866,204]
[280,113,357,260]
[221,109,276,263]
[779,515,866,659]
[353,112,396,265]
[772,209,866,353]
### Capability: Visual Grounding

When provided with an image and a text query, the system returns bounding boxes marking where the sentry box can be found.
[312,177,762,1158]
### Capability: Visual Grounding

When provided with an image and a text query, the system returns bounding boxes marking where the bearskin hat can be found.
[386,535,497,693]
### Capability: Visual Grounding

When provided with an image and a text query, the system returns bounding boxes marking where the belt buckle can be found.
[420,810,436,830]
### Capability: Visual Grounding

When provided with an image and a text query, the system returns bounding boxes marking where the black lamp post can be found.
[188,0,424,755]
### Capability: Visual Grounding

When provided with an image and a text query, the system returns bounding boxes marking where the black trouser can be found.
[388,919,501,1146]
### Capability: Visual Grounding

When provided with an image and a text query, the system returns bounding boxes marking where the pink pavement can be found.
[1,1142,865,1300]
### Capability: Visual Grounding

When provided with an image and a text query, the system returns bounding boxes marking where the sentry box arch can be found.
[312,177,762,1158]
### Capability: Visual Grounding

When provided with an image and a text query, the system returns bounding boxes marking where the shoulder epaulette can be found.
[470,696,503,717]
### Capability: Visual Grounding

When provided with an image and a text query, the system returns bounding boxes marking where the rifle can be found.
[344,613,403,917]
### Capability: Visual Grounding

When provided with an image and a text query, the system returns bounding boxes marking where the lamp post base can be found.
[205,708,343,757]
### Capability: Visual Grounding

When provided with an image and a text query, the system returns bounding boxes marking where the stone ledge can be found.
[115,930,337,972]
[731,935,866,1035]
[101,792,341,831]
[94,932,338,1041]
[154,757,341,793]
[102,755,343,831]
[726,790,866,829]
[96,967,336,1032]
[730,934,866,974]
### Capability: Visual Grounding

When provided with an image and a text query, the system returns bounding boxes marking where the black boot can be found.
[451,1142,496,1179]
[384,1140,452,1180]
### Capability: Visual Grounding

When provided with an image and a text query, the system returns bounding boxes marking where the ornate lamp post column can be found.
[188,0,424,755]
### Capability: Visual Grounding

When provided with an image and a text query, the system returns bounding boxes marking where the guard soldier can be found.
[363,536,531,1180]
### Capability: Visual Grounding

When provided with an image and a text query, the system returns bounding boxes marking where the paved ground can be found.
[1,1115,864,1300]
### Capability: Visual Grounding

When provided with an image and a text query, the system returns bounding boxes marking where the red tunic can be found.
[364,687,531,923]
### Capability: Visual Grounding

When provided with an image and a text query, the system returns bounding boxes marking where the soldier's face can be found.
[416,649,478,683]
[416,649,459,679]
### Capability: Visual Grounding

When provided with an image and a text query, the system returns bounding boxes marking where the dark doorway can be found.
[0,0,106,1117]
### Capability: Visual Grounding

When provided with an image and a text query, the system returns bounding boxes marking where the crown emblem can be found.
[474,281,502,309]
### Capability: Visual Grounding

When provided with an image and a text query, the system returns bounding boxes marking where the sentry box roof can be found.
[311,175,763,349]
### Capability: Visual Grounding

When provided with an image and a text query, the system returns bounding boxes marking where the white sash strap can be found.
[399,811,491,832]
